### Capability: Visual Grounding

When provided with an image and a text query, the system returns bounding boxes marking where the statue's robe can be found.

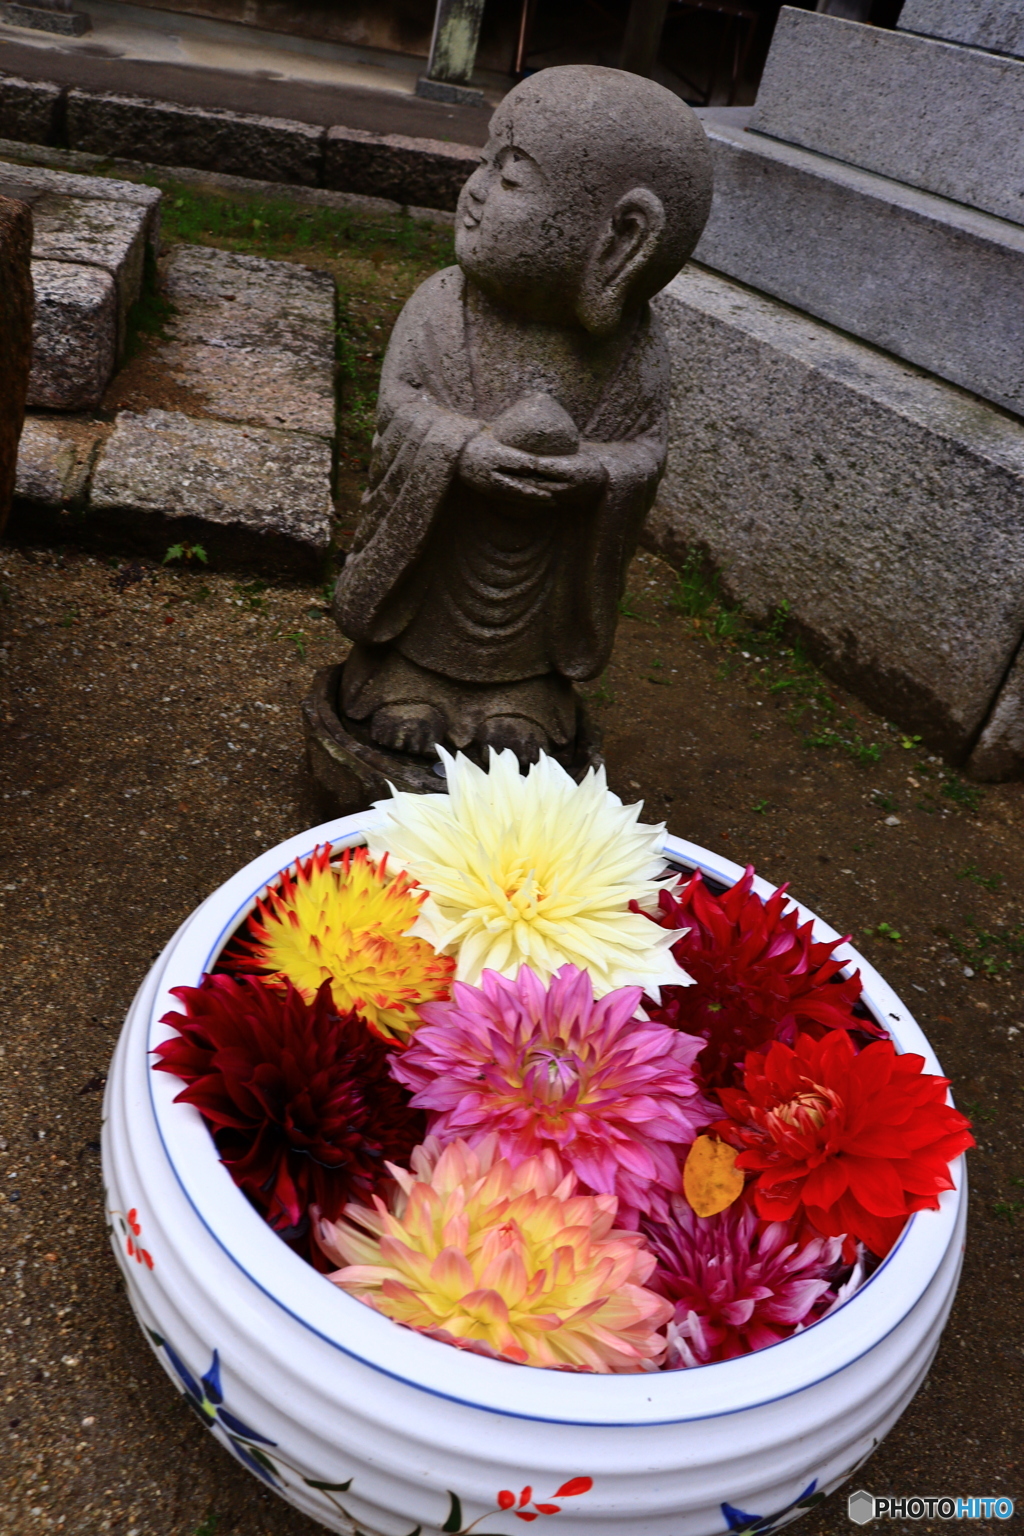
[333,267,670,701]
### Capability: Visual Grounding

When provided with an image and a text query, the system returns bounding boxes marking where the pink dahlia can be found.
[389,964,716,1227]
[641,867,880,1091]
[643,1196,844,1366]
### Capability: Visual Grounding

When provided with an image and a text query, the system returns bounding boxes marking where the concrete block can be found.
[750,9,1024,227]
[66,90,325,187]
[647,265,1024,759]
[30,192,148,351]
[0,72,64,146]
[14,414,103,507]
[1,3,90,33]
[325,126,478,212]
[0,154,162,250]
[691,114,1024,418]
[0,192,33,535]
[158,244,336,439]
[90,409,332,572]
[899,0,1024,59]
[27,259,116,410]
[968,646,1024,780]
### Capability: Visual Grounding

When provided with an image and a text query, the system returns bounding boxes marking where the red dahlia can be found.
[153,974,425,1257]
[711,1029,975,1257]
[641,867,879,1088]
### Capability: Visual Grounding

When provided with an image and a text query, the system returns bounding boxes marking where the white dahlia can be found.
[366,747,693,997]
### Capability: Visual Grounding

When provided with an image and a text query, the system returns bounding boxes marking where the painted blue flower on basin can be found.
[145,1327,280,1485]
[722,1479,826,1533]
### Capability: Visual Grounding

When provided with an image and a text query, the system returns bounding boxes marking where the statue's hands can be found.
[458,430,607,507]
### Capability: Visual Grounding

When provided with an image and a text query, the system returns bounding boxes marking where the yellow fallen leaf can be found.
[683,1135,744,1218]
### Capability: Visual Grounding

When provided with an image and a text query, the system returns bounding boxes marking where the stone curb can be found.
[0,70,478,211]
[0,138,455,228]
[325,126,478,212]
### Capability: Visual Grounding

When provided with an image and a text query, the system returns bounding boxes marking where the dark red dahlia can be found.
[153,974,425,1260]
[640,867,881,1089]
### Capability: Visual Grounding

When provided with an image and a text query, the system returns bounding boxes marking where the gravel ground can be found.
[0,543,1021,1536]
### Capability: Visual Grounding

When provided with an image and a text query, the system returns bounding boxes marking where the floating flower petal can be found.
[318,1136,673,1372]
[367,748,692,998]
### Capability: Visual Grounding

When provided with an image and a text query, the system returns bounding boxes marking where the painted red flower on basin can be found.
[641,867,878,1089]
[712,1030,975,1256]
[112,1205,154,1269]
[495,1478,594,1522]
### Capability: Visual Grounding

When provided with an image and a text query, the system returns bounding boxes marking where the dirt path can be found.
[0,540,1020,1535]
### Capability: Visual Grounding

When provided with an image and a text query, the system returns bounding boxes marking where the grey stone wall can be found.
[899,0,1024,58]
[751,8,1024,227]
[692,114,1024,419]
[648,265,1024,761]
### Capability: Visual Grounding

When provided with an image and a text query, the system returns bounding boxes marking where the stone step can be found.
[0,155,160,408]
[158,244,336,439]
[12,238,338,572]
[27,258,115,409]
[692,112,1024,419]
[31,190,148,352]
[647,264,1024,774]
[89,409,332,574]
[0,153,161,247]
[899,0,1024,59]
[13,412,103,509]
[750,8,1024,228]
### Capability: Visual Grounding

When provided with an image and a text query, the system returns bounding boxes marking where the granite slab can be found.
[899,0,1024,59]
[751,8,1024,227]
[90,408,332,573]
[692,114,1024,418]
[649,264,1024,759]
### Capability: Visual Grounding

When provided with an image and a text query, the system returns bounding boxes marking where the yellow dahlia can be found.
[366,748,693,998]
[221,844,455,1043]
[318,1136,673,1372]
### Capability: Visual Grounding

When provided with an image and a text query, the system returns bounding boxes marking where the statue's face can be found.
[455,129,590,323]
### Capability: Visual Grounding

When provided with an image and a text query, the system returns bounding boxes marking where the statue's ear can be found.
[576,188,666,335]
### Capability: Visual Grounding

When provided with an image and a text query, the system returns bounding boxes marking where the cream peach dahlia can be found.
[318,1136,672,1372]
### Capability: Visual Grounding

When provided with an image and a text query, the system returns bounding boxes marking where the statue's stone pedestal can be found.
[302,665,604,814]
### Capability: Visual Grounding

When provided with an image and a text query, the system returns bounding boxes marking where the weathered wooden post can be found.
[416,0,488,105]
[0,194,33,539]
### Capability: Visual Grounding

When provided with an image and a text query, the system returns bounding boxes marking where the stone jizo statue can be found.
[331,65,712,769]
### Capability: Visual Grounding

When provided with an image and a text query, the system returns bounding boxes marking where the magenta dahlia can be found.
[153,974,425,1258]
[388,964,716,1227]
[643,1196,845,1366]
[641,867,881,1089]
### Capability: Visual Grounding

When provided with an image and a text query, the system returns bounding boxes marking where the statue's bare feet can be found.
[370,703,446,756]
[476,714,551,766]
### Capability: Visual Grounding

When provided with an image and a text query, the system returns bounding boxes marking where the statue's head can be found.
[455,65,713,335]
